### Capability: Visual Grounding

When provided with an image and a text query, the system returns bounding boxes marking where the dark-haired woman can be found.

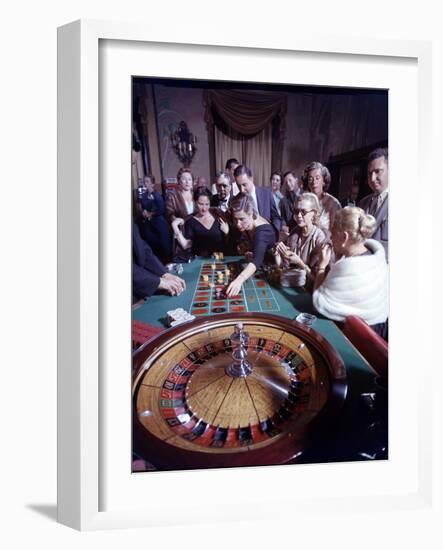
[171,187,230,257]
[225,193,277,297]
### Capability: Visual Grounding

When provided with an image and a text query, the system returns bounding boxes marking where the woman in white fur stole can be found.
[312,206,388,337]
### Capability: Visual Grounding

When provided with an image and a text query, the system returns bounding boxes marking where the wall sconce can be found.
[170,121,197,167]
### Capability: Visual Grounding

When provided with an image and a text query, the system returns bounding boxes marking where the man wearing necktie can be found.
[233,164,282,233]
[358,148,389,261]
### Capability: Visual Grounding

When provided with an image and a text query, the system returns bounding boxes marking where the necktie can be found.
[377,193,385,210]
[370,195,379,216]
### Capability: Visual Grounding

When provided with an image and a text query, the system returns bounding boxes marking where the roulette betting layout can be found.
[189,259,280,317]
[133,313,347,470]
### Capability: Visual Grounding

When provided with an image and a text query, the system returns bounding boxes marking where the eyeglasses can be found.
[294,208,314,216]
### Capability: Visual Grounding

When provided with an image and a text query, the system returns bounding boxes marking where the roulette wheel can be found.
[133,313,347,470]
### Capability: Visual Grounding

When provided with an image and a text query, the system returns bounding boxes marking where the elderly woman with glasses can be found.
[274,192,330,283]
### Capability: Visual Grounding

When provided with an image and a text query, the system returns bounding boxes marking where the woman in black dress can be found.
[225,193,277,297]
[171,187,230,257]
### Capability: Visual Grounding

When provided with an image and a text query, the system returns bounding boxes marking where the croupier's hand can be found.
[225,277,243,298]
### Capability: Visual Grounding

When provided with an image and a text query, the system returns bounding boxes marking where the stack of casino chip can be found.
[166,308,195,327]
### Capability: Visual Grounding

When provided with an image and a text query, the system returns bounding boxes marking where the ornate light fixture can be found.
[170,121,197,167]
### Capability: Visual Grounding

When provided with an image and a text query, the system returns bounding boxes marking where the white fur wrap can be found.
[312,239,388,325]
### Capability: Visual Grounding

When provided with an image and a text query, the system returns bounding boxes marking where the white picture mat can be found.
[98,37,429,524]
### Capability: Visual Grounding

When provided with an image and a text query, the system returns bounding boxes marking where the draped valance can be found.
[205,90,287,136]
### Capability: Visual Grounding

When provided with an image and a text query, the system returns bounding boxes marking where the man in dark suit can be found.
[358,148,389,261]
[133,223,185,299]
[211,171,233,212]
[341,181,360,207]
[234,164,282,232]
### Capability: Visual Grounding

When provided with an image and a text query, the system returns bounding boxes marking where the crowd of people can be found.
[133,148,389,339]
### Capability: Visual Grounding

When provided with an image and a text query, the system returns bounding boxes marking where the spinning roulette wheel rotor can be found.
[133,313,347,470]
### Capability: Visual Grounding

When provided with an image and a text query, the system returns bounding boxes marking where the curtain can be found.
[244,125,272,187]
[132,149,144,190]
[214,127,244,175]
[209,90,285,135]
[205,90,286,187]
[214,125,272,186]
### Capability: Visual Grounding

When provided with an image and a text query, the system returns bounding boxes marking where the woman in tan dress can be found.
[274,192,329,287]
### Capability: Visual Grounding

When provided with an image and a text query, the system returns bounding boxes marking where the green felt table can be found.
[133,257,387,463]
[133,256,323,320]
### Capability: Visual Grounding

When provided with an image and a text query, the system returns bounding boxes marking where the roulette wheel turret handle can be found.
[225,323,252,378]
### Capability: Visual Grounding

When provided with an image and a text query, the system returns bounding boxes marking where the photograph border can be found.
[57,19,433,531]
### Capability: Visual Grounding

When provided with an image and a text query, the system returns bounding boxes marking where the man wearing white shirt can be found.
[211,171,232,212]
[225,158,240,196]
[358,148,389,261]
[234,164,281,232]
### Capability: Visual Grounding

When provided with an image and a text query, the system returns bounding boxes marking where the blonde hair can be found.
[333,206,377,242]
[297,192,321,225]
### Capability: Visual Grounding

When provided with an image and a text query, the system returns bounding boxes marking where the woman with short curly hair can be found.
[165,168,195,222]
[303,161,341,234]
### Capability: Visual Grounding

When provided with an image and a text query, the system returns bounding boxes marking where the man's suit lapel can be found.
[255,187,263,217]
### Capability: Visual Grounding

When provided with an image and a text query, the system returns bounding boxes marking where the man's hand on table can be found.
[159,273,186,296]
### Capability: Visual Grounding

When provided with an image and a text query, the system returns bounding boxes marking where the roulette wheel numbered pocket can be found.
[133,313,347,471]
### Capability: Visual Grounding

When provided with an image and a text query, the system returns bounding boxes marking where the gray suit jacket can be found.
[255,185,282,232]
[358,193,389,261]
